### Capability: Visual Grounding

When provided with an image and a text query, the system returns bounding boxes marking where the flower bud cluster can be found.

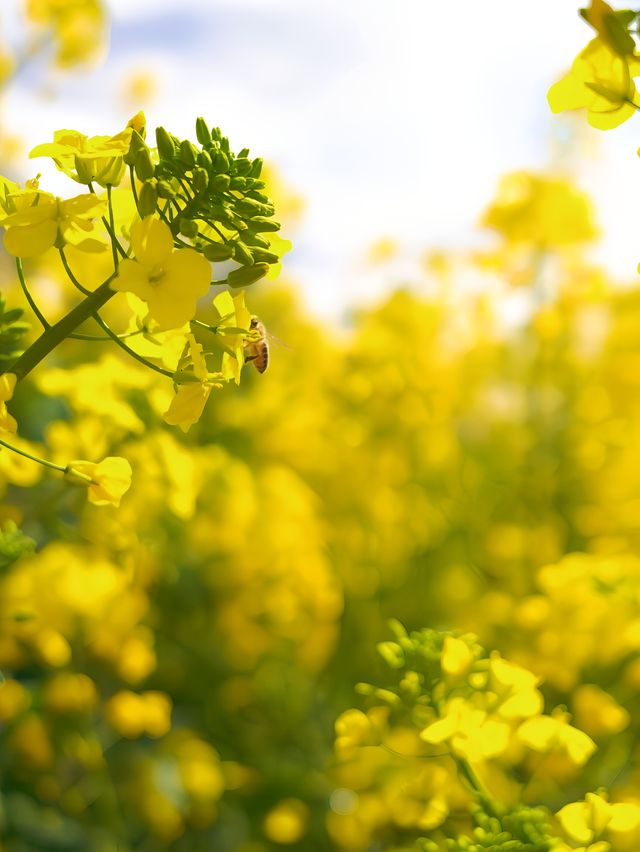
[128,118,281,290]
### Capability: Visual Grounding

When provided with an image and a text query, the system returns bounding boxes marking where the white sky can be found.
[3,0,640,318]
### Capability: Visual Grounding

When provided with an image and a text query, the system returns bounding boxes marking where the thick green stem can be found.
[7,278,116,382]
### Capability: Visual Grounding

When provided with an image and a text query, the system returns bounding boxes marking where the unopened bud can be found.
[226,262,269,288]
[138,182,158,216]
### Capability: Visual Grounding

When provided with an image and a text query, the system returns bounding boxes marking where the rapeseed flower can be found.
[0,190,106,257]
[112,217,211,331]
[0,373,17,433]
[548,37,640,129]
[164,334,223,432]
[30,121,133,186]
[65,456,132,507]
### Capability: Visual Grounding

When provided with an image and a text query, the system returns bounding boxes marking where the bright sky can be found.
[4,0,640,317]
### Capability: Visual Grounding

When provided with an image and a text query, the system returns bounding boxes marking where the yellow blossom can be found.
[263,799,310,845]
[0,191,106,257]
[548,37,640,129]
[0,373,17,433]
[30,119,134,185]
[517,710,596,765]
[105,690,172,739]
[66,456,132,507]
[557,793,614,845]
[26,0,106,68]
[111,217,211,331]
[163,334,224,432]
[420,697,510,761]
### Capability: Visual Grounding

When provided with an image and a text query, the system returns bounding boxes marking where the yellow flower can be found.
[517,709,596,765]
[112,217,211,331]
[26,0,106,68]
[420,697,510,761]
[0,373,17,433]
[263,799,310,845]
[1,191,106,257]
[557,793,614,845]
[548,37,640,129]
[105,690,172,738]
[163,334,223,432]
[65,456,132,507]
[30,120,134,186]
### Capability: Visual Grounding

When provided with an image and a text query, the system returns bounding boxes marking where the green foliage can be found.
[0,295,29,365]
[0,521,34,571]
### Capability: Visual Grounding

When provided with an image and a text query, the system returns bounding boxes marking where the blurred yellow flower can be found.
[572,684,630,737]
[441,635,474,677]
[66,456,132,507]
[263,799,310,845]
[26,0,106,67]
[105,690,172,739]
[420,697,510,761]
[482,172,596,249]
[517,710,596,765]
[42,672,98,715]
[0,373,17,433]
[112,217,211,331]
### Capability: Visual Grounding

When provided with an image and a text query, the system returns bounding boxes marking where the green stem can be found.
[7,277,117,382]
[129,164,141,216]
[16,258,49,329]
[0,436,67,475]
[107,185,119,271]
[87,182,127,258]
[58,249,144,342]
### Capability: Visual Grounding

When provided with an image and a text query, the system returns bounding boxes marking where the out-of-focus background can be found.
[3,1,640,850]
[3,0,640,315]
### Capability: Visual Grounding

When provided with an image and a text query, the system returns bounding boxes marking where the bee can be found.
[243,316,269,373]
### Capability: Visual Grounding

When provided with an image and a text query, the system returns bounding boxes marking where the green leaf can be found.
[0,522,35,572]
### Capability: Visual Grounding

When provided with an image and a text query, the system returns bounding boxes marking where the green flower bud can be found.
[246,189,269,203]
[178,218,199,238]
[203,242,234,261]
[242,231,270,249]
[156,179,177,199]
[238,147,250,158]
[179,140,198,167]
[226,262,269,288]
[231,241,254,265]
[234,158,252,176]
[195,117,211,146]
[234,197,274,217]
[212,151,230,173]
[246,216,281,233]
[229,176,246,191]
[220,136,230,153]
[250,248,279,265]
[124,130,146,166]
[197,149,212,169]
[193,167,209,193]
[207,174,228,192]
[156,127,177,161]
[248,158,263,178]
[74,155,96,184]
[138,182,158,216]
[134,148,155,181]
[210,126,222,142]
[98,157,126,187]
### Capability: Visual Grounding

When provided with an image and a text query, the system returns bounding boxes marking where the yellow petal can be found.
[4,219,57,257]
[131,216,173,267]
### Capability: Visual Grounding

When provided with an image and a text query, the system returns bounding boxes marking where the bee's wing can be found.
[266,332,292,351]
